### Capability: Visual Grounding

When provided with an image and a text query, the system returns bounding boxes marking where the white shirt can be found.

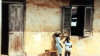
[65,42,72,52]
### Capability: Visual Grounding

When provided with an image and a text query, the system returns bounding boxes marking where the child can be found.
[54,33,63,56]
[64,37,72,56]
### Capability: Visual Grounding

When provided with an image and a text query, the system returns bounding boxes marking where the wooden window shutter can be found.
[62,6,71,36]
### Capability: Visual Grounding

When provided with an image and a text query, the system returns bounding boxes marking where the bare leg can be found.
[68,52,71,56]
[59,54,62,56]
[65,51,68,56]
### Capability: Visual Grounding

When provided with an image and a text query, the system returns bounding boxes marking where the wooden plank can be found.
[84,7,93,37]
[9,4,24,56]
[9,32,23,56]
[9,4,23,31]
[62,6,71,36]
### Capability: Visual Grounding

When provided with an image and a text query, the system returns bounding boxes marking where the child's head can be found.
[54,33,61,37]
[54,31,61,37]
[65,36,70,42]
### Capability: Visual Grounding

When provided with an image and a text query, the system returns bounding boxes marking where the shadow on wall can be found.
[78,36,91,40]
[51,33,56,49]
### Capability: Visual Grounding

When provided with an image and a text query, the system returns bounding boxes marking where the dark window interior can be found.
[2,0,24,2]
[71,6,85,36]
[70,0,94,5]
[1,3,9,55]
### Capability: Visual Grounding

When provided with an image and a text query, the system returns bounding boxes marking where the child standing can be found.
[54,33,63,56]
[64,37,72,56]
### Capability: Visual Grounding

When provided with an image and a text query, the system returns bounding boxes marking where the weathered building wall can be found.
[94,0,100,32]
[25,0,100,56]
[25,0,69,56]
[70,0,100,56]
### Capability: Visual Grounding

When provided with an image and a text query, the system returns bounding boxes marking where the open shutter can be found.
[9,4,24,56]
[84,7,93,37]
[62,6,71,36]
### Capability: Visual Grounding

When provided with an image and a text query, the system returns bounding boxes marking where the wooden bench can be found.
[45,50,57,56]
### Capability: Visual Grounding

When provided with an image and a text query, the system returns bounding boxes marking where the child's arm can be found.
[70,45,72,48]
[60,43,63,48]
[63,41,65,44]
[62,37,66,44]
[69,43,72,48]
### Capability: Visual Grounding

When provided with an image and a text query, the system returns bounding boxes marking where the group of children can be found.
[54,33,72,56]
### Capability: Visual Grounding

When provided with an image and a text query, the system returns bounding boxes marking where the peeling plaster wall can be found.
[70,35,100,56]
[25,3,64,56]
[25,0,100,56]
[24,32,55,56]
[25,0,69,56]
[26,0,69,8]
[26,4,62,32]
[93,0,100,32]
